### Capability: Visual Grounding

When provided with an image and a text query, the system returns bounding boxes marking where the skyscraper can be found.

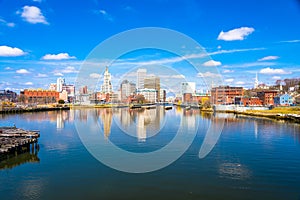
[144,76,160,102]
[120,80,136,101]
[56,77,65,92]
[102,66,113,94]
[137,68,147,89]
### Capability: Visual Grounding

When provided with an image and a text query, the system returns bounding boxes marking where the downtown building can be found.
[210,86,244,105]
[102,67,112,94]
[0,90,17,102]
[49,78,75,103]
[136,68,147,89]
[144,76,160,102]
[120,80,136,102]
[21,89,59,104]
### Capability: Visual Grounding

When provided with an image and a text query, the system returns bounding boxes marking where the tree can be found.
[135,95,145,104]
[58,99,65,104]
[203,100,211,108]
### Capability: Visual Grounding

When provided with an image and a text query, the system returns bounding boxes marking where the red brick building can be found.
[211,86,244,105]
[257,90,279,106]
[241,97,263,106]
[21,89,59,104]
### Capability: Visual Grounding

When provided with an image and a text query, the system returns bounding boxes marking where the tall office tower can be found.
[56,77,65,92]
[181,82,196,95]
[137,68,147,89]
[144,76,160,102]
[102,66,113,94]
[120,80,136,101]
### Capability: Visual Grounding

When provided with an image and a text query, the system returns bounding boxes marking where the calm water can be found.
[1,107,300,200]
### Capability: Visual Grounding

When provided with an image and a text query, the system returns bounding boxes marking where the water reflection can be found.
[0,152,39,170]
[219,162,251,180]
[112,107,166,142]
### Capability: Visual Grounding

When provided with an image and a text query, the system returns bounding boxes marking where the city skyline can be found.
[1,0,300,92]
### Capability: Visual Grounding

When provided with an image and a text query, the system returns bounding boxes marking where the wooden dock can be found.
[0,127,40,161]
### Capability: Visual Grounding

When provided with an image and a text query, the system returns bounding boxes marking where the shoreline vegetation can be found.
[217,107,300,123]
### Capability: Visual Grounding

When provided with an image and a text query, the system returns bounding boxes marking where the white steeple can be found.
[254,72,259,89]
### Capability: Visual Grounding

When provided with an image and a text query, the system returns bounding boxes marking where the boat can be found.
[145,105,156,109]
[130,104,142,109]
[165,106,172,110]
[185,106,191,110]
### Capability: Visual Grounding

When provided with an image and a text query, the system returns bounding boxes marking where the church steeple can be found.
[254,72,259,89]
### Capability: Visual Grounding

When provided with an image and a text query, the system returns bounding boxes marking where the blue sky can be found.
[0,0,300,93]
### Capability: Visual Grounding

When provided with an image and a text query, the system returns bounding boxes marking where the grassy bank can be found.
[245,107,300,115]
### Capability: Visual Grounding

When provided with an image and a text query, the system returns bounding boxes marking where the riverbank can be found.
[219,107,300,123]
[0,106,70,114]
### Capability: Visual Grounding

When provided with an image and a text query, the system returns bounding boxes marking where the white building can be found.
[59,90,68,102]
[137,88,157,103]
[181,82,196,95]
[137,68,147,89]
[49,83,57,91]
[102,66,113,94]
[120,80,136,101]
[159,89,166,102]
[57,77,65,92]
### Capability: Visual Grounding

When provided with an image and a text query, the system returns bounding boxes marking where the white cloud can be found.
[259,67,291,75]
[95,9,114,21]
[223,61,276,69]
[61,66,78,73]
[272,76,281,80]
[36,73,48,78]
[225,78,234,83]
[5,67,12,70]
[235,81,245,85]
[18,6,48,24]
[203,60,222,67]
[223,69,234,73]
[90,73,102,79]
[24,82,33,86]
[42,53,76,60]
[0,18,15,27]
[16,69,30,74]
[197,72,221,78]
[33,0,42,2]
[0,46,26,57]
[209,47,265,56]
[258,56,279,61]
[171,75,185,79]
[217,27,255,41]
[280,39,300,43]
[54,72,63,76]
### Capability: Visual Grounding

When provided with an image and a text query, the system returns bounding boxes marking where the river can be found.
[1,107,300,200]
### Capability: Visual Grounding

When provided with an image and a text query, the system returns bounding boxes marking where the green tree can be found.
[58,99,65,104]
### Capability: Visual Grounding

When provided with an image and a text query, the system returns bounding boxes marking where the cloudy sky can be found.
[0,0,300,92]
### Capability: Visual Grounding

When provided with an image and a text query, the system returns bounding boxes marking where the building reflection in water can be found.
[254,120,258,139]
[101,109,112,138]
[112,106,166,142]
